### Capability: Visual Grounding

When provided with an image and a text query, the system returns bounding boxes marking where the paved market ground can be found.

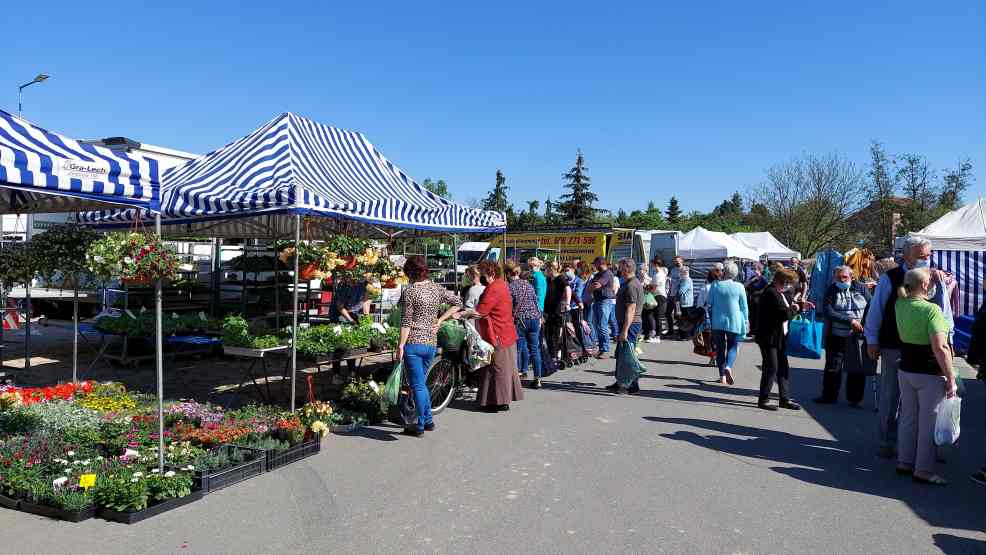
[2,329,985,554]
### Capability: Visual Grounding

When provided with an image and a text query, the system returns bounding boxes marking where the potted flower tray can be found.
[0,493,21,510]
[168,445,265,495]
[20,501,96,522]
[98,490,204,525]
[266,433,322,471]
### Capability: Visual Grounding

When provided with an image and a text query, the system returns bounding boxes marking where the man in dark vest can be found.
[863,236,954,458]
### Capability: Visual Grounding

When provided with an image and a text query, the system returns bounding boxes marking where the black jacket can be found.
[756,286,800,348]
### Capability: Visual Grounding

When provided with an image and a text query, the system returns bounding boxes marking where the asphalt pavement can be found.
[3,337,985,554]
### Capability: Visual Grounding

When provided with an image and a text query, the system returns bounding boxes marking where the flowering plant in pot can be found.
[86,232,177,284]
[277,242,324,280]
[298,400,332,437]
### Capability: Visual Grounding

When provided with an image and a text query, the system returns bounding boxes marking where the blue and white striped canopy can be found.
[0,109,160,213]
[80,113,505,236]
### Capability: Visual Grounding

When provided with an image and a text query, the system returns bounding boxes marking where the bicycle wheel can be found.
[426,356,457,415]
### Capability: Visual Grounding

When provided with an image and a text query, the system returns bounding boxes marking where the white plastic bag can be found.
[934,396,962,446]
[465,326,494,371]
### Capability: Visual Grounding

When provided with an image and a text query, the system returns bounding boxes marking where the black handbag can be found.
[843,333,877,376]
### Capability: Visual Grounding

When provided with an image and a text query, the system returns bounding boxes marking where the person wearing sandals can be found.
[893,267,957,485]
[397,256,463,436]
[708,261,748,386]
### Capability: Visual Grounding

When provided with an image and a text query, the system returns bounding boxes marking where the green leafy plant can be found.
[0,243,36,287]
[233,436,289,454]
[222,314,281,349]
[337,380,385,424]
[29,223,99,284]
[325,236,371,257]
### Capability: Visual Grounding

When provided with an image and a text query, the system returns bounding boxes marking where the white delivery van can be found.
[456,242,490,274]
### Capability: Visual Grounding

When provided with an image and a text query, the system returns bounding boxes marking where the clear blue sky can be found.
[6,2,984,214]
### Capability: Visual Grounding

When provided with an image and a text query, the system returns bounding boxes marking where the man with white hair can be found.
[864,236,954,458]
[606,258,645,394]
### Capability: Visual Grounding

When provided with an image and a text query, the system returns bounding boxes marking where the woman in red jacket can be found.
[460,260,524,412]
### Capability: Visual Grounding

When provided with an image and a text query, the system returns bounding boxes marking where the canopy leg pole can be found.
[0,282,5,372]
[24,281,31,373]
[291,214,300,412]
[155,214,165,472]
[72,282,79,384]
[274,237,281,331]
[452,234,459,290]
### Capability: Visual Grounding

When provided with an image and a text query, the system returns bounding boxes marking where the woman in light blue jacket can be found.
[708,261,749,385]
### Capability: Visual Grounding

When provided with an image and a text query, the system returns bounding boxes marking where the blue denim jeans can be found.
[403,343,436,431]
[713,330,740,377]
[608,301,618,338]
[593,300,613,354]
[515,317,543,378]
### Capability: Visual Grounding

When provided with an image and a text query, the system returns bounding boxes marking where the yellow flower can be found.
[311,421,328,435]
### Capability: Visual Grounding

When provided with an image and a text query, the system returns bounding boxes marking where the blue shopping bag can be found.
[787,310,824,359]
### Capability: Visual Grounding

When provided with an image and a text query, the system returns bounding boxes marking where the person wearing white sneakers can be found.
[708,261,748,385]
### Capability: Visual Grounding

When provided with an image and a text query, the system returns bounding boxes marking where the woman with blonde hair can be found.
[894,267,956,485]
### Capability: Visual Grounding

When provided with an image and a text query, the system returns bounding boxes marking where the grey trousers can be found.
[897,370,946,474]
[878,348,902,448]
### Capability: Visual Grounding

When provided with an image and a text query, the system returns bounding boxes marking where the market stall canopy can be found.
[0,109,160,213]
[678,226,762,260]
[731,231,801,260]
[910,198,986,251]
[78,112,505,237]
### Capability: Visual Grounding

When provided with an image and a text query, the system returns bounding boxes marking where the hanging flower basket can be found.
[87,232,178,283]
[383,278,397,289]
[299,263,321,281]
[122,276,153,287]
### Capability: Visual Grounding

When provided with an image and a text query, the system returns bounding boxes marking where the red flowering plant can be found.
[274,415,305,446]
[176,421,252,447]
[0,380,94,407]
[86,232,177,284]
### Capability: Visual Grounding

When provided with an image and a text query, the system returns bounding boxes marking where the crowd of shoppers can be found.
[391,240,981,490]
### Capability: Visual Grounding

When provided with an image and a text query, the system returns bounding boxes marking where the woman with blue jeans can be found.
[398,255,463,436]
[708,261,749,385]
[506,259,543,387]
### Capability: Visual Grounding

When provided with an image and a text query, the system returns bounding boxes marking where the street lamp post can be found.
[16,72,49,374]
[18,73,50,116]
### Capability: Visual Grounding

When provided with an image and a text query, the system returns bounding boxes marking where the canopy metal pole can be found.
[24,281,31,373]
[155,214,165,472]
[72,282,78,384]
[290,213,300,411]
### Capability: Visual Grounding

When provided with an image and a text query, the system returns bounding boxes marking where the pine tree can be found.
[544,196,558,225]
[558,149,598,223]
[482,169,511,214]
[665,196,682,227]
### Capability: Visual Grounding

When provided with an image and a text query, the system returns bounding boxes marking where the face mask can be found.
[912,259,930,269]
[926,284,937,299]
[565,271,575,280]
[835,281,851,291]
[782,285,792,292]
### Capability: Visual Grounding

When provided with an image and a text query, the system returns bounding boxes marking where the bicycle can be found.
[425,345,470,415]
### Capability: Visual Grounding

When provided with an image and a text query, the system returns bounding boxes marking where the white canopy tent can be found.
[909,198,986,316]
[910,198,986,251]
[678,226,762,261]
[731,231,801,260]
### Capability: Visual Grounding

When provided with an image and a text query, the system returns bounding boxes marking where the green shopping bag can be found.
[383,362,402,406]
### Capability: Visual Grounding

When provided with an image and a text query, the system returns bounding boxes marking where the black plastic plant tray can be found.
[20,501,96,522]
[266,435,321,471]
[169,445,266,494]
[0,493,21,510]
[98,490,204,524]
